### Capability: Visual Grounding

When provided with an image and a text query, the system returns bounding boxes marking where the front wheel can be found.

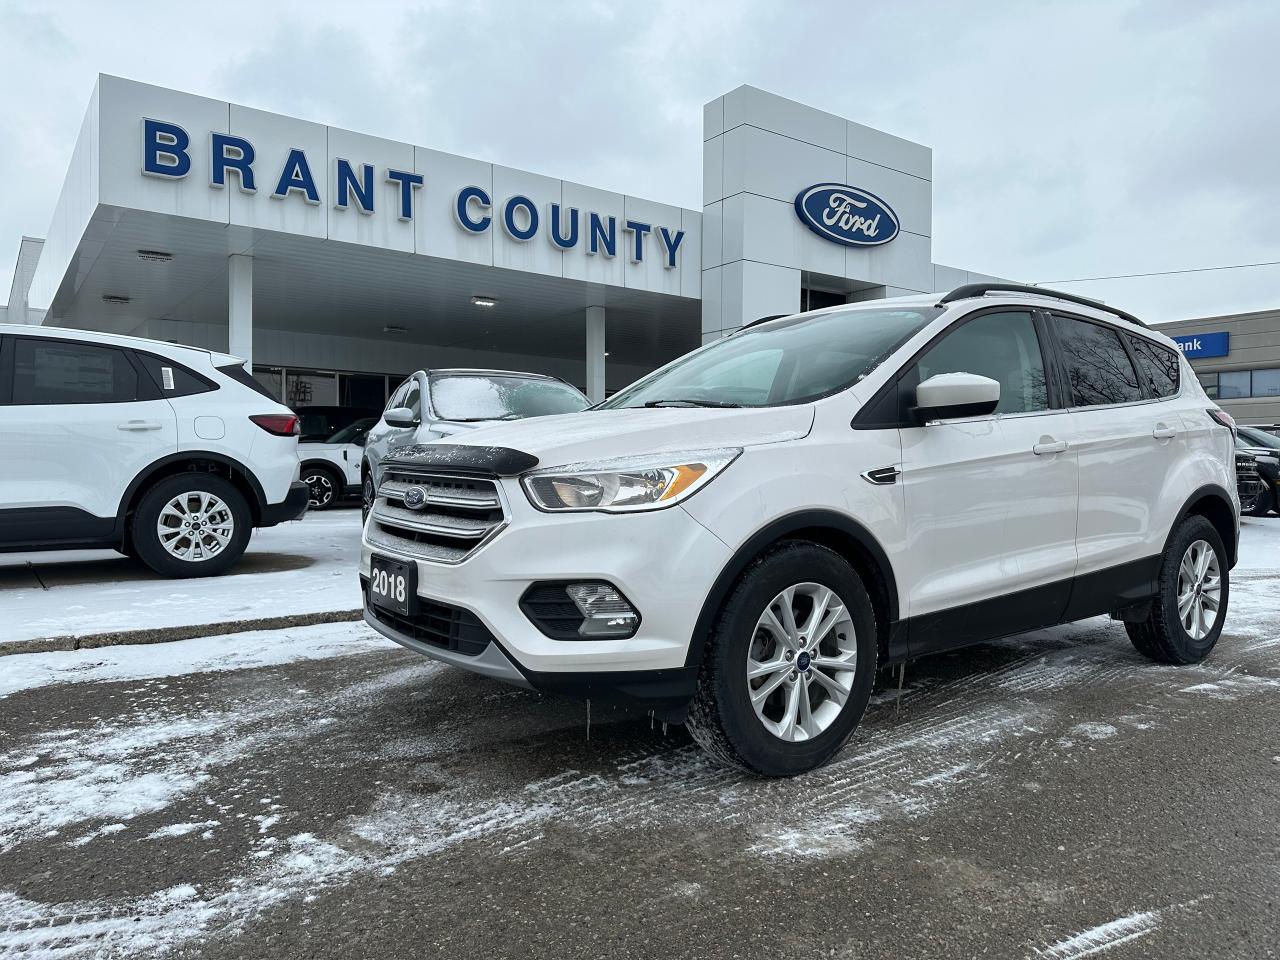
[686,541,878,777]
[130,474,252,578]
[1126,515,1229,665]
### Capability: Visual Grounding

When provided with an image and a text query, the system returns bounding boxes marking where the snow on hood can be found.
[439,405,815,467]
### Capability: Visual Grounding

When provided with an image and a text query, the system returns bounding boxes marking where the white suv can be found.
[359,285,1238,776]
[0,324,308,577]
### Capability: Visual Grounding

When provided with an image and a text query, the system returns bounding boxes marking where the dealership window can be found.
[253,368,284,402]
[1218,370,1250,400]
[1253,369,1280,397]
[286,371,337,407]
[340,372,389,408]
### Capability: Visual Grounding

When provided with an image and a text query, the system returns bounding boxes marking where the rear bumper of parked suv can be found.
[359,491,731,710]
[259,481,310,527]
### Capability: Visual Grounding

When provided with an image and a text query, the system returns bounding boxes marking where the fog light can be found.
[565,582,640,639]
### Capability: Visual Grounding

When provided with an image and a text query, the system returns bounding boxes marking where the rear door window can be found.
[1126,336,1180,398]
[12,338,141,405]
[1052,316,1144,406]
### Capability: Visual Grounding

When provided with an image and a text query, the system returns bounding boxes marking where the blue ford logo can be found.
[794,183,900,247]
[796,651,811,672]
[402,485,428,510]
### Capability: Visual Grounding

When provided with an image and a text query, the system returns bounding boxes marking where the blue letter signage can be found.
[794,184,900,247]
[1171,332,1229,359]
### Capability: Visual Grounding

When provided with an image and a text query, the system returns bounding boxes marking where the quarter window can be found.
[12,339,140,405]
[1053,316,1144,406]
[1127,336,1180,398]
[913,311,1048,414]
[136,352,216,398]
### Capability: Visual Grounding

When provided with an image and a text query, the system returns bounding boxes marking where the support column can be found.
[228,254,254,366]
[585,305,606,403]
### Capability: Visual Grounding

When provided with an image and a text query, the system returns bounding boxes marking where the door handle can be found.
[1152,423,1177,440]
[117,420,163,431]
[1032,438,1068,456]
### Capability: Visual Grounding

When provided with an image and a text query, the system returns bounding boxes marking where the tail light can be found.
[1207,408,1236,438]
[250,414,300,437]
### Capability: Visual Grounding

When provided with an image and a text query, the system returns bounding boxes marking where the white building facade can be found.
[8,76,1005,406]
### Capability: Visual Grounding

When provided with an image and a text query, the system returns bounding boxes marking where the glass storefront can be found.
[252,366,408,410]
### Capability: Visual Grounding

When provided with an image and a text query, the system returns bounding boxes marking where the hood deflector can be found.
[385,444,540,476]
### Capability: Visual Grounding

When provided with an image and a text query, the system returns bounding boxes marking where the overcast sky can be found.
[2,0,1277,324]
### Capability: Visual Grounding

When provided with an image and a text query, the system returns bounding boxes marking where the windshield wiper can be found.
[641,399,743,408]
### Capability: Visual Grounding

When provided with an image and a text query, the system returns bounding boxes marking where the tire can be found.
[1246,487,1274,518]
[685,541,879,777]
[1126,515,1229,665]
[361,470,375,522]
[130,473,252,578]
[302,464,342,510]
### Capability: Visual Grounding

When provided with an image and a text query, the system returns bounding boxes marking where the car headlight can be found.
[521,448,741,513]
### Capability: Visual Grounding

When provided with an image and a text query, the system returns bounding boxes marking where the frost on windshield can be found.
[429,376,587,422]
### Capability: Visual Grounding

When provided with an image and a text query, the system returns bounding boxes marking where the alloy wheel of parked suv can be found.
[302,465,340,510]
[131,474,253,578]
[685,542,878,776]
[1126,515,1229,665]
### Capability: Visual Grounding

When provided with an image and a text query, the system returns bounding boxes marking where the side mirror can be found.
[913,373,1000,423]
[384,406,418,428]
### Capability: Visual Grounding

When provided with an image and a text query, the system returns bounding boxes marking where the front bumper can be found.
[259,481,310,527]
[359,494,731,699]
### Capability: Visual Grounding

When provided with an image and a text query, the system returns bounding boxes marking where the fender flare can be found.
[114,451,268,537]
[683,509,899,669]
[1170,482,1238,566]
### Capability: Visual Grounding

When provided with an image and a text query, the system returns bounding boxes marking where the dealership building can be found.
[1159,311,1280,425]
[1,75,1018,406]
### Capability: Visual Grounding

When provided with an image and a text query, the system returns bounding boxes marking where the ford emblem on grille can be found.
[402,485,429,510]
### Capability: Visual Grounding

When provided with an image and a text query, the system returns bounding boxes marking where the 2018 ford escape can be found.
[360,284,1238,776]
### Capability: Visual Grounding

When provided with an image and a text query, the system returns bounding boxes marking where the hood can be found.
[437,405,815,467]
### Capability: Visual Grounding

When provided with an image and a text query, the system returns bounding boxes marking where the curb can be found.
[0,609,365,658]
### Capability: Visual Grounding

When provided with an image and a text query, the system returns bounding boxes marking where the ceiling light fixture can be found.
[101,294,131,305]
[136,250,173,263]
[383,324,408,334]
[471,295,498,308]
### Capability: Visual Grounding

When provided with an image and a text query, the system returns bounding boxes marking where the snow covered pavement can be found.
[0,519,1278,958]
[1,509,364,653]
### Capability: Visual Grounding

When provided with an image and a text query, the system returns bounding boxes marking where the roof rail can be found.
[938,283,1148,329]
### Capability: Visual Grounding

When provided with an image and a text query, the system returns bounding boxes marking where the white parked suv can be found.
[299,416,377,509]
[0,324,308,577]
[359,285,1238,776]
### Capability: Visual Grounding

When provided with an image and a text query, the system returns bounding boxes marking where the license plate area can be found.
[369,554,416,617]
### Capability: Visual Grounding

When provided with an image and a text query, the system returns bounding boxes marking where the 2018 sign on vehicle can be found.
[794,183,900,247]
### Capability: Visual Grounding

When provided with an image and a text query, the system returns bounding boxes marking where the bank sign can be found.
[794,184,900,247]
[1171,332,1230,359]
[140,119,686,267]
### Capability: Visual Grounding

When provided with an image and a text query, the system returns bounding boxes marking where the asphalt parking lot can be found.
[1,520,1278,959]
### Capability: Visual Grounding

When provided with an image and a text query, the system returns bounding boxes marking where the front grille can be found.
[368,467,507,563]
[364,584,495,656]
[1237,454,1265,505]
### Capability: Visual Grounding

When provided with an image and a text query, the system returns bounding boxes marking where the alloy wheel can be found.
[156,491,235,562]
[1177,538,1221,640]
[746,582,857,742]
[305,471,335,508]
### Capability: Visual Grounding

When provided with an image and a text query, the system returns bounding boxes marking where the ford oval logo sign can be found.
[794,183,900,247]
[402,485,428,510]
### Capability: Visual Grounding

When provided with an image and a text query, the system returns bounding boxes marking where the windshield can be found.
[599,306,940,409]
[327,417,377,444]
[1238,425,1280,449]
[429,374,589,422]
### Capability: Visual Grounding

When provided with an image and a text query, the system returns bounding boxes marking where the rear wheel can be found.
[130,474,252,578]
[1126,515,1229,665]
[302,464,342,510]
[686,541,878,777]
[361,470,375,522]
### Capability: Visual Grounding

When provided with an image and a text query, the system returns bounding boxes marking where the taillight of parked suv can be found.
[249,414,301,436]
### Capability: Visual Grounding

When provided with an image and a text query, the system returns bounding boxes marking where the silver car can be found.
[361,368,590,517]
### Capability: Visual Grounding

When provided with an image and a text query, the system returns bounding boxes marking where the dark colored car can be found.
[292,406,381,443]
[1236,425,1280,516]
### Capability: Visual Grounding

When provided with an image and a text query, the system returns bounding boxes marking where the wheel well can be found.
[1181,491,1237,566]
[300,459,342,479]
[686,513,900,671]
[123,457,263,531]
[778,527,895,662]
